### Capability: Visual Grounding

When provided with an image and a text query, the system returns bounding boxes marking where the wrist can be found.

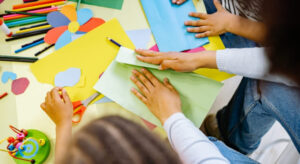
[224,13,239,33]
[56,120,72,131]
[160,107,182,125]
[195,51,217,69]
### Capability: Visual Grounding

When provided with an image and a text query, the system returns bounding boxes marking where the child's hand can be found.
[135,49,216,72]
[130,68,182,124]
[40,87,73,127]
[184,0,232,38]
[172,0,186,5]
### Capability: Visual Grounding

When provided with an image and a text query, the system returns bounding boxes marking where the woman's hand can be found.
[40,87,73,127]
[184,0,233,38]
[172,0,186,5]
[135,49,217,72]
[130,68,182,124]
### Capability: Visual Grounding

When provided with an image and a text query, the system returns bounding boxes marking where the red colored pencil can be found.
[13,0,65,10]
[0,92,8,99]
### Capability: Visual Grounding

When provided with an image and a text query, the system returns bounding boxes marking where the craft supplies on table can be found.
[0,18,12,37]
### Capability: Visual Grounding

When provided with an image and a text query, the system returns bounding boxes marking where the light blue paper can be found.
[54,68,81,87]
[140,0,209,52]
[1,71,17,83]
[94,96,113,104]
[126,29,152,49]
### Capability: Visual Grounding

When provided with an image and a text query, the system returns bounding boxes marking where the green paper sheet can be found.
[69,0,124,10]
[94,47,223,127]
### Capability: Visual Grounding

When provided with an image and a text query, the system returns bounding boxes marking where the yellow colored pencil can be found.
[15,24,52,34]
[13,1,65,12]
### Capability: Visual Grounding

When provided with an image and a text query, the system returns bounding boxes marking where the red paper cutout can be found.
[11,78,30,95]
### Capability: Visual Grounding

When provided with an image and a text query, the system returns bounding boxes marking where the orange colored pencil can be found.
[13,1,65,12]
[13,0,65,10]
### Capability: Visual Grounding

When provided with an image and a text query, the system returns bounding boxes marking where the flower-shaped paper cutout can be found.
[45,5,105,50]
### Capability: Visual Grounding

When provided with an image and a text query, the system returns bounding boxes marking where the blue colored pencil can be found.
[107,37,122,47]
[15,39,44,53]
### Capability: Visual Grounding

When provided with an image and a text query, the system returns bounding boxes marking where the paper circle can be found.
[68,21,80,33]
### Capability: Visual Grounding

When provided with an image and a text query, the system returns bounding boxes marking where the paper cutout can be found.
[140,0,209,52]
[141,118,157,130]
[94,47,223,127]
[1,71,17,84]
[54,68,81,87]
[30,19,135,103]
[94,96,113,104]
[150,44,205,53]
[126,29,151,49]
[69,0,124,10]
[11,78,30,95]
[45,5,105,50]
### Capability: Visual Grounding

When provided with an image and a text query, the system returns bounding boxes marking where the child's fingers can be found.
[51,87,62,102]
[46,91,52,103]
[213,0,223,11]
[175,0,186,5]
[130,74,149,96]
[195,31,212,38]
[187,26,210,33]
[141,68,160,87]
[185,20,207,27]
[61,89,71,104]
[131,88,147,104]
[40,103,46,110]
[189,12,208,19]
[132,69,153,90]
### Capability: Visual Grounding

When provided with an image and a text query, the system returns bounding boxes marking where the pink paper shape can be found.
[149,44,205,53]
[11,78,30,95]
[141,118,157,130]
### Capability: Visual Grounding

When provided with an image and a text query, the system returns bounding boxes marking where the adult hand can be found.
[135,49,217,72]
[184,0,232,38]
[41,87,73,127]
[172,0,186,5]
[130,68,182,124]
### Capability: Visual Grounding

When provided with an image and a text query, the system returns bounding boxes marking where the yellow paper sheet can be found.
[30,18,135,101]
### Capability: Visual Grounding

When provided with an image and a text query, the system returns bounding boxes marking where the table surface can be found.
[0,1,208,163]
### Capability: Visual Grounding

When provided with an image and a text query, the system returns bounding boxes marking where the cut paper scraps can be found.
[11,77,30,95]
[69,0,124,10]
[94,47,223,127]
[141,118,157,131]
[45,5,105,50]
[30,18,135,103]
[126,29,152,49]
[54,68,81,87]
[1,71,17,83]
[140,0,209,52]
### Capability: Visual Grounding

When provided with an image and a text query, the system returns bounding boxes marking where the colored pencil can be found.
[21,37,44,47]
[15,40,45,53]
[34,44,54,56]
[19,22,49,30]
[5,16,42,23]
[0,92,8,99]
[5,11,47,17]
[13,1,65,12]
[16,24,51,34]
[4,7,57,21]
[6,17,47,28]
[76,0,82,11]
[24,0,38,3]
[0,55,38,63]
[13,0,65,9]
[6,27,52,41]
[107,37,122,47]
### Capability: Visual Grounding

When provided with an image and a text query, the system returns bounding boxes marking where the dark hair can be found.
[63,116,181,164]
[262,0,300,84]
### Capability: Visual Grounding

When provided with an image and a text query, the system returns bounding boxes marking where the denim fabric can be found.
[209,137,259,164]
[203,0,259,48]
[217,78,300,154]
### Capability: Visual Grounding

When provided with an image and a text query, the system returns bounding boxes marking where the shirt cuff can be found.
[163,112,186,133]
[216,49,229,72]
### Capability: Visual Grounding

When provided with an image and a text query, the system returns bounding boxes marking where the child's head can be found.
[63,116,181,164]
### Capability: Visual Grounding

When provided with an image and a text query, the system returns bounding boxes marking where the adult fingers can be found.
[160,60,182,71]
[163,78,177,93]
[135,49,161,57]
[187,26,210,33]
[61,88,71,104]
[130,74,149,96]
[213,0,223,11]
[189,12,208,19]
[132,69,153,90]
[136,55,163,65]
[131,88,147,104]
[173,0,186,5]
[195,31,212,38]
[184,20,207,27]
[141,68,160,86]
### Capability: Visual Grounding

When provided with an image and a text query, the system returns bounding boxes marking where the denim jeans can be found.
[203,0,259,48]
[217,78,300,154]
[209,137,259,164]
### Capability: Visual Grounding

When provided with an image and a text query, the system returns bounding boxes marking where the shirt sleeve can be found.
[216,47,297,86]
[164,113,230,164]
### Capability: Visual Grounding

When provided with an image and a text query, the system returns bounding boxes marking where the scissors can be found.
[72,92,100,123]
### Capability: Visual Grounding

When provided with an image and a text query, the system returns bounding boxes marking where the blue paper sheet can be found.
[140,0,209,52]
[126,29,152,49]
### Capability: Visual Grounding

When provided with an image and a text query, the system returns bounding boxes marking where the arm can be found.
[40,87,73,164]
[130,68,229,164]
[164,113,229,164]
[185,0,266,43]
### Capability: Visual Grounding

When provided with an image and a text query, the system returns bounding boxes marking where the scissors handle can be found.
[72,106,87,124]
[72,101,82,109]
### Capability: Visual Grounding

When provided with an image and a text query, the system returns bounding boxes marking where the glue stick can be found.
[0,19,13,37]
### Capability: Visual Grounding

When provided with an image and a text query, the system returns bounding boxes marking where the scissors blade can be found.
[82,92,100,106]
